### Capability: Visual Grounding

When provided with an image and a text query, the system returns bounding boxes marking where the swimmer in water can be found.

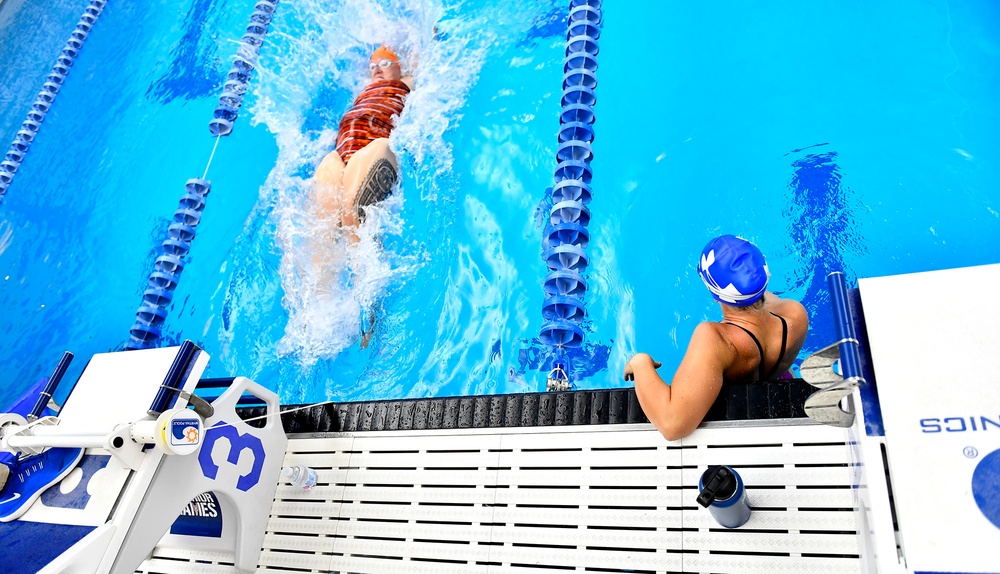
[312,45,414,241]
[624,235,809,440]
[307,45,414,347]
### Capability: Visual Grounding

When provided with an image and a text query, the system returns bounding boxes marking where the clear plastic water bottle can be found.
[283,465,317,489]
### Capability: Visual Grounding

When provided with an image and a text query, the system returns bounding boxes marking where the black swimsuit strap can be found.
[724,312,790,381]
[764,312,789,380]
[724,322,765,381]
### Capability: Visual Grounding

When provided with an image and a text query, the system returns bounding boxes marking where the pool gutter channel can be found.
[239,378,816,435]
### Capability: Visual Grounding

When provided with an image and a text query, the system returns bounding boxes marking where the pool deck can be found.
[138,419,860,574]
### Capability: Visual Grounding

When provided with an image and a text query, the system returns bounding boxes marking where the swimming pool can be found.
[1,0,998,407]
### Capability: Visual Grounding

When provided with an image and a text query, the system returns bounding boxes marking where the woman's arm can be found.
[625,323,735,440]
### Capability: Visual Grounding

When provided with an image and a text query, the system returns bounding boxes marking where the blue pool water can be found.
[0,0,998,407]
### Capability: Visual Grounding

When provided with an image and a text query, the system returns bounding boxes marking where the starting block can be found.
[0,344,288,574]
[804,264,1000,573]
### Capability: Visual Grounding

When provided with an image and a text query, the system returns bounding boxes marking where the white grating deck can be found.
[139,421,861,574]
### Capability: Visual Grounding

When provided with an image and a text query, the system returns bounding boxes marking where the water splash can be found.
[275,190,417,367]
[216,0,560,381]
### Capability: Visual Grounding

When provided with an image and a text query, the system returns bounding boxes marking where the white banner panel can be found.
[860,263,1000,573]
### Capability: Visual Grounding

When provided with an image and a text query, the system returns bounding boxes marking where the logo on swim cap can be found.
[697,235,769,306]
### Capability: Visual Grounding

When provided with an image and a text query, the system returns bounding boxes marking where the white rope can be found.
[201,134,222,180]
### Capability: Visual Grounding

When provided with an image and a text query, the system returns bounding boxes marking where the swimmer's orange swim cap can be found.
[371,45,400,63]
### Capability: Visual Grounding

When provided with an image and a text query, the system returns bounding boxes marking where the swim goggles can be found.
[369,58,396,71]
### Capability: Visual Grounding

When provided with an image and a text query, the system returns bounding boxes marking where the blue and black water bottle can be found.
[697,465,752,528]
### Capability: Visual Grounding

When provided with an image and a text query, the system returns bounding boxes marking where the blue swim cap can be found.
[698,235,769,306]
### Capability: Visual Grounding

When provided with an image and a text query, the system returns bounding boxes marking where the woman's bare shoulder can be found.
[767,294,807,321]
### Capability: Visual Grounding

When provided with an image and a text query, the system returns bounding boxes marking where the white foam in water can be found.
[242,0,550,370]
[0,221,13,257]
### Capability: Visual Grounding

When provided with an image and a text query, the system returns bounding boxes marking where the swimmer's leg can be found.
[340,139,397,344]
[340,138,398,227]
[305,149,348,274]
[360,306,377,349]
[312,149,347,219]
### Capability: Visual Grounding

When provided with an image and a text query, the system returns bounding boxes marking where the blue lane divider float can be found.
[209,0,278,137]
[125,0,279,349]
[125,179,212,349]
[0,0,108,201]
[539,0,602,356]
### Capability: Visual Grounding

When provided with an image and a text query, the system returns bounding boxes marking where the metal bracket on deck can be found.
[801,341,860,427]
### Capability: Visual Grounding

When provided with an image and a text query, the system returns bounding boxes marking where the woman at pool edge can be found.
[624,235,809,441]
[312,45,414,239]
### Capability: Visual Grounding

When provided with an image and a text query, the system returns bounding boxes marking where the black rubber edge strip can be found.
[232,379,815,435]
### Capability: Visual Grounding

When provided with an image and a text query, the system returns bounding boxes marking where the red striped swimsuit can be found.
[334,79,410,162]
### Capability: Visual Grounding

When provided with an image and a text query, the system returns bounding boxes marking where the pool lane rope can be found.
[538,0,601,365]
[0,0,108,200]
[125,0,279,350]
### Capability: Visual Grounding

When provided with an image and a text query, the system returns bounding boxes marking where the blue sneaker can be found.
[0,447,84,522]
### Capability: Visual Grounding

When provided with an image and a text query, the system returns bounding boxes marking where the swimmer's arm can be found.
[401,75,415,90]
[627,323,731,441]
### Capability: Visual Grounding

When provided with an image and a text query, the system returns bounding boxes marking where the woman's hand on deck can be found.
[624,353,662,381]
